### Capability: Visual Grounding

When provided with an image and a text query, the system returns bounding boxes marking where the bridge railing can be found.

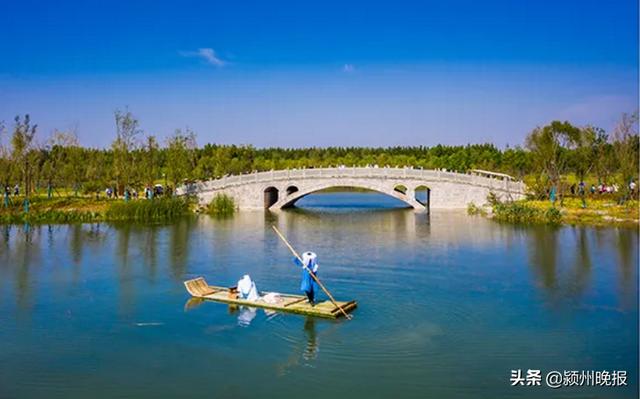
[179,167,527,195]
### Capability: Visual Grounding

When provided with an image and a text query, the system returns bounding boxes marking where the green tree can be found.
[612,111,639,201]
[569,125,598,182]
[165,128,196,189]
[592,130,614,184]
[10,115,38,196]
[140,135,160,187]
[43,129,82,196]
[0,121,11,192]
[112,108,142,194]
[525,121,581,200]
[502,146,530,179]
[84,149,110,195]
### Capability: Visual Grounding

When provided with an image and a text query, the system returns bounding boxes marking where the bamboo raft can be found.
[184,277,357,319]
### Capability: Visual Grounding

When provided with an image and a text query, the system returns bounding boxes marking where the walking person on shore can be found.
[578,181,586,208]
[3,185,9,207]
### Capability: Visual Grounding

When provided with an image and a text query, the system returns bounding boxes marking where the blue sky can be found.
[0,0,637,148]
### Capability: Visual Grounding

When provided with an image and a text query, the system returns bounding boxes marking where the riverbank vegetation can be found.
[0,195,192,224]
[105,197,192,221]
[206,194,236,217]
[469,197,639,227]
[0,109,637,226]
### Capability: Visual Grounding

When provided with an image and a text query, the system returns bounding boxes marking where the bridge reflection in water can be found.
[0,210,636,320]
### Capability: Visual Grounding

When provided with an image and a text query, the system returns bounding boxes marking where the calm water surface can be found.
[0,193,638,398]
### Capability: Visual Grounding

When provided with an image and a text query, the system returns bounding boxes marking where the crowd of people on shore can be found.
[567,180,637,198]
[1,183,175,202]
[3,184,20,197]
[103,185,171,200]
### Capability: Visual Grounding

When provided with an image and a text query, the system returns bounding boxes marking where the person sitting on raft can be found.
[237,274,259,302]
[295,252,319,305]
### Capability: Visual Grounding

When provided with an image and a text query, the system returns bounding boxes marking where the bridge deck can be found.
[180,167,526,195]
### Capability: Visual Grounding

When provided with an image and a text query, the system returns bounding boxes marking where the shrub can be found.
[544,207,563,225]
[492,202,537,223]
[467,202,487,216]
[491,201,563,225]
[207,194,236,216]
[486,192,500,206]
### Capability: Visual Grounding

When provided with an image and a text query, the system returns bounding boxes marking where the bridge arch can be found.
[264,186,279,208]
[394,184,408,194]
[272,182,426,211]
[414,184,431,207]
[286,185,299,196]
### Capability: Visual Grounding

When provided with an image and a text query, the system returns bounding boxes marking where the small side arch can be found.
[286,185,299,196]
[394,184,408,195]
[264,186,279,208]
[414,185,431,210]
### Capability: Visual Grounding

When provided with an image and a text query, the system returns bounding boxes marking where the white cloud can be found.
[343,64,355,73]
[180,48,226,67]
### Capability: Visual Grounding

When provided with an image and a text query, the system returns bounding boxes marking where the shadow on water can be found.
[169,218,193,280]
[525,224,639,310]
[616,228,638,309]
[15,224,37,313]
[526,225,595,306]
[139,225,159,281]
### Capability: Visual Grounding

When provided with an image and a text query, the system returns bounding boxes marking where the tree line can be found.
[0,109,637,200]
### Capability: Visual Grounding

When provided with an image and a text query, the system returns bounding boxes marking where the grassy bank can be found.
[469,198,639,227]
[0,195,194,224]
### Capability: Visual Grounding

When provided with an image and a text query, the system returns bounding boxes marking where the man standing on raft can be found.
[295,251,319,305]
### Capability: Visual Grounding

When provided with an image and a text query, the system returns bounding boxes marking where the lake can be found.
[0,192,637,398]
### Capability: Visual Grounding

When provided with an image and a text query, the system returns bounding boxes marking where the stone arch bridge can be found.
[178,167,526,212]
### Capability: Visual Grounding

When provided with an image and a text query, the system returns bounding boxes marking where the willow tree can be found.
[41,129,82,196]
[525,121,581,200]
[140,135,160,188]
[112,108,142,194]
[569,125,599,183]
[612,111,639,201]
[0,120,10,192]
[84,149,110,194]
[165,128,197,190]
[592,130,615,184]
[10,115,38,196]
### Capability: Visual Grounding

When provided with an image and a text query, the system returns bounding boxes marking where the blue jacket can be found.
[295,257,318,294]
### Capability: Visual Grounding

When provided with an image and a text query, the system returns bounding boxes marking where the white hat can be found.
[302,252,318,272]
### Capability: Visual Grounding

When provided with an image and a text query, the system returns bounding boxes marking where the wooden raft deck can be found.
[184,277,356,319]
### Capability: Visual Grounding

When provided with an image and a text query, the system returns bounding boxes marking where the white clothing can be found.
[237,274,259,302]
[262,292,281,304]
[301,252,319,273]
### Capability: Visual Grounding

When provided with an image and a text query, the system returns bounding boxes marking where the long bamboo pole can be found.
[272,225,352,320]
